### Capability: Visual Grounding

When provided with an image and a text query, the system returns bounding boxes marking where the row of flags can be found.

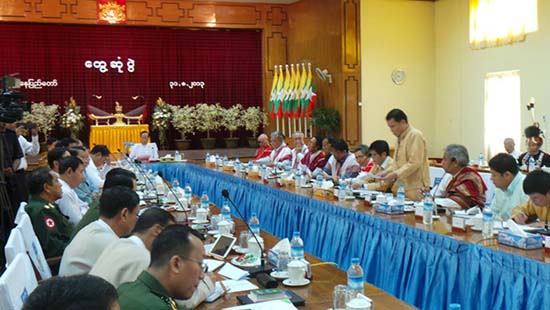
[268,63,317,119]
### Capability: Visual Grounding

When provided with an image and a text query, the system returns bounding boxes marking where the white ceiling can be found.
[193,0,300,4]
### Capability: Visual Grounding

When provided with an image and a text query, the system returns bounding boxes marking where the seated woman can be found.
[129,131,159,162]
[518,125,550,172]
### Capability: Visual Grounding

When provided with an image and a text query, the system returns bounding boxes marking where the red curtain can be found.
[0,23,262,114]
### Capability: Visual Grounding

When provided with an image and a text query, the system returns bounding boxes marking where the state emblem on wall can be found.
[97,0,127,24]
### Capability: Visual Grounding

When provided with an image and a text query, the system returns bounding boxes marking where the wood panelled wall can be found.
[0,0,360,144]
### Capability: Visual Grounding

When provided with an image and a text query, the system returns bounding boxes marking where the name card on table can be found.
[451,215,468,233]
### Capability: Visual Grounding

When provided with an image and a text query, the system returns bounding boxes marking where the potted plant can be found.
[194,103,222,149]
[242,106,269,148]
[221,104,244,148]
[310,106,341,137]
[59,96,84,139]
[170,105,195,150]
[22,101,59,151]
[151,97,173,149]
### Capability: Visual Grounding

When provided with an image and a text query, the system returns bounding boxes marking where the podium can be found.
[89,124,149,153]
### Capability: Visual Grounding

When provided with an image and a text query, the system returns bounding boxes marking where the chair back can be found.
[15,214,52,280]
[0,253,38,310]
[14,201,28,225]
[4,228,26,267]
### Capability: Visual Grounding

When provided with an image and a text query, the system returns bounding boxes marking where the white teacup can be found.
[346,298,372,310]
[196,208,208,222]
[218,220,231,235]
[248,236,264,259]
[287,260,306,284]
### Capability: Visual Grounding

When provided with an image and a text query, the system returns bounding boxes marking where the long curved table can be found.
[146,162,550,310]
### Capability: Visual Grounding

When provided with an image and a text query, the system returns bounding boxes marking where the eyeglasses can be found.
[180,256,208,273]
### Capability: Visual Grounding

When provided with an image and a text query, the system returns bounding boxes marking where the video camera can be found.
[0,75,28,123]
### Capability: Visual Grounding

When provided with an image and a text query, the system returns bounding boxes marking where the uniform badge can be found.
[44,217,57,230]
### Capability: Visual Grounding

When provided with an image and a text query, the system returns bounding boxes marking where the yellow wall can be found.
[434,0,550,156]
[360,0,436,154]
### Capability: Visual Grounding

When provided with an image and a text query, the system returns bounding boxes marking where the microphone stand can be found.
[119,149,189,223]
[222,189,272,277]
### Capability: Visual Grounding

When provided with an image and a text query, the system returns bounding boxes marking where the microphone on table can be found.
[118,148,159,203]
[222,189,272,277]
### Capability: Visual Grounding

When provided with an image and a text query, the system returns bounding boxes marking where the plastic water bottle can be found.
[423,192,433,225]
[295,173,302,190]
[482,203,494,238]
[200,192,209,209]
[221,199,231,220]
[347,257,364,298]
[478,152,484,167]
[172,178,180,190]
[249,213,260,235]
[316,175,323,187]
[290,231,304,260]
[234,157,241,173]
[528,156,536,172]
[174,150,181,161]
[396,183,405,211]
[184,184,192,200]
[223,155,228,166]
[205,152,210,162]
[260,164,267,179]
[338,181,346,202]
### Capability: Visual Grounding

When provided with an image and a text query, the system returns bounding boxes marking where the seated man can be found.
[117,225,206,310]
[255,131,292,167]
[300,136,325,174]
[488,153,528,220]
[354,144,375,172]
[56,156,88,226]
[322,138,361,182]
[129,131,159,162]
[69,147,96,204]
[436,144,487,210]
[73,167,137,237]
[321,137,332,168]
[253,133,273,161]
[90,144,112,180]
[47,147,70,176]
[290,131,308,169]
[59,186,139,276]
[352,140,394,191]
[518,126,550,172]
[512,170,550,225]
[25,167,72,258]
[23,274,118,310]
[503,138,520,160]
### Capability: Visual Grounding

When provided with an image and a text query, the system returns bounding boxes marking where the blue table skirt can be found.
[147,163,550,310]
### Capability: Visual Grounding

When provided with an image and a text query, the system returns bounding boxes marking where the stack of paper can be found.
[222,299,297,310]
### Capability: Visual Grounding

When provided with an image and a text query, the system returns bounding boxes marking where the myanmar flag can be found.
[268,67,279,119]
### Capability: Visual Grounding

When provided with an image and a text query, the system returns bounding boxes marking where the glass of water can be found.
[277,251,290,274]
[333,284,348,310]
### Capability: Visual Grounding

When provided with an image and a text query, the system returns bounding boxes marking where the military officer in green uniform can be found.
[25,167,72,258]
[118,225,207,310]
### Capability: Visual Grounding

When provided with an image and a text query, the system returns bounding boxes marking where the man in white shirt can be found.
[129,131,159,162]
[290,131,308,169]
[504,138,520,160]
[56,156,88,226]
[90,144,112,180]
[59,186,140,276]
[489,153,528,220]
[322,138,361,182]
[48,147,70,176]
[255,131,292,167]
[16,124,40,170]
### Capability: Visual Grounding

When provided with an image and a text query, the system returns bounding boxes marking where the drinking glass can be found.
[239,231,250,249]
[210,215,221,231]
[277,251,290,273]
[332,284,348,310]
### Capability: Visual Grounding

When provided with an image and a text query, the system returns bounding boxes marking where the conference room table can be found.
[146,162,550,310]
[195,207,413,309]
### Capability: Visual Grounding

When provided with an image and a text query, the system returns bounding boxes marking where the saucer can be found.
[192,219,209,224]
[231,256,260,267]
[207,230,219,235]
[233,246,249,254]
[301,184,313,188]
[283,278,310,287]
[270,271,288,280]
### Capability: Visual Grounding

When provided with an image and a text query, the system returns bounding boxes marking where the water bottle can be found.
[423,192,433,225]
[184,184,192,200]
[482,203,494,238]
[347,257,364,298]
[338,181,346,202]
[174,150,181,161]
[200,192,209,209]
[247,160,253,171]
[290,231,304,260]
[316,174,323,187]
[172,178,180,190]
[205,152,210,162]
[396,183,405,211]
[223,155,228,166]
[221,199,231,220]
[234,157,241,173]
[260,164,267,180]
[295,173,302,190]
[215,154,221,167]
[528,156,536,172]
[478,152,484,167]
[249,213,260,235]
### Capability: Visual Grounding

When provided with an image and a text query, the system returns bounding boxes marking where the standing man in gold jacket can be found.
[377,109,430,200]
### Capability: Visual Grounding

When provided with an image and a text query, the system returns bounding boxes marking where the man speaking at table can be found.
[377,109,430,200]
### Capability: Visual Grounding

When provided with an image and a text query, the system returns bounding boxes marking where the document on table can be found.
[222,299,297,310]
[204,259,224,272]
[218,279,258,294]
[218,263,249,280]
